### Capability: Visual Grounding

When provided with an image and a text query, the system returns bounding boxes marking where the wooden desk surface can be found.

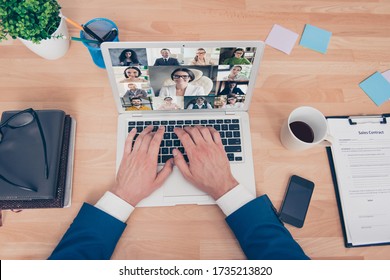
[1,0,389,260]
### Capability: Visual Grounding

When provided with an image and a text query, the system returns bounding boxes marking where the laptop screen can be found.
[102,41,264,113]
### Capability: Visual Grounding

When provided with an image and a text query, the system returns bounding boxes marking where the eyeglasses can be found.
[196,52,206,55]
[173,75,190,79]
[0,108,49,192]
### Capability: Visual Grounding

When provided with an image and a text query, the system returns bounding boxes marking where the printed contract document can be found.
[327,116,390,247]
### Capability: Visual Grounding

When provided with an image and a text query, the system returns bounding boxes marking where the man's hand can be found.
[173,126,238,200]
[110,125,173,206]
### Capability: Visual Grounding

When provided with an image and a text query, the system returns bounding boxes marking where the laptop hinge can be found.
[131,113,143,117]
[225,111,236,115]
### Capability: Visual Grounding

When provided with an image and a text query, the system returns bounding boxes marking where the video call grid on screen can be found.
[107,45,258,112]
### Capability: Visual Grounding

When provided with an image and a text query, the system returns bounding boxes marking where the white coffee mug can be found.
[280,106,333,151]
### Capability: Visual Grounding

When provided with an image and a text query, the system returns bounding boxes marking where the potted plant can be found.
[0,0,69,59]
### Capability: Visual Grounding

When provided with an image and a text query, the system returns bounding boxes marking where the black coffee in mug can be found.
[289,121,315,143]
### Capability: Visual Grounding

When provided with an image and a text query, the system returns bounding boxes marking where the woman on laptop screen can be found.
[222,94,244,109]
[120,66,147,83]
[157,96,182,110]
[159,68,205,97]
[222,48,251,65]
[190,48,215,65]
[118,49,141,66]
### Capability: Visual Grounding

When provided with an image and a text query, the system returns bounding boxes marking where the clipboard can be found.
[325,113,390,248]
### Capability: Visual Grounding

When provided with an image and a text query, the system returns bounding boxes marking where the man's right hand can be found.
[173,126,239,200]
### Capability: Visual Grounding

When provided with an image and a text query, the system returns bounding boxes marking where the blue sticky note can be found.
[299,24,332,54]
[359,72,390,106]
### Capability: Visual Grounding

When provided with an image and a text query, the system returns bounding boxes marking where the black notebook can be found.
[0,110,74,209]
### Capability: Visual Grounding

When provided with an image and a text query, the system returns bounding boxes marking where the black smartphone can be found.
[279,175,315,228]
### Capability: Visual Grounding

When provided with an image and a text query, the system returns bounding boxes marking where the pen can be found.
[82,25,104,43]
[102,28,118,42]
[60,14,104,43]
[70,36,99,44]
[60,14,84,31]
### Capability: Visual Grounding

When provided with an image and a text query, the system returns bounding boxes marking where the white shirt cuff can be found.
[216,184,255,216]
[94,191,135,223]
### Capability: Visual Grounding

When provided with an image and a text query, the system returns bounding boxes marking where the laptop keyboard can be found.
[128,118,243,164]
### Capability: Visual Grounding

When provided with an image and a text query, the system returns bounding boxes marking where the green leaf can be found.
[0,0,61,43]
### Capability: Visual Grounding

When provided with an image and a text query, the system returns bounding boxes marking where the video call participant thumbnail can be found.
[186,96,213,109]
[126,97,151,111]
[159,68,205,97]
[154,48,180,66]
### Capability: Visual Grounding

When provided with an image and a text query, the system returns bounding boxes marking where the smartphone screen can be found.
[279,175,314,228]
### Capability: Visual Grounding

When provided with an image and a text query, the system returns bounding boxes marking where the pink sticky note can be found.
[265,24,299,55]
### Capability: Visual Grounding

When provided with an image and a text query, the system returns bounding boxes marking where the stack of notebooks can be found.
[0,109,75,210]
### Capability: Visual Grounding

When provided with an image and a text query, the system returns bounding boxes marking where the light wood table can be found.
[0,0,389,260]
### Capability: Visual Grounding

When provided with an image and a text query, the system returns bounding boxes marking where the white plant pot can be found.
[18,16,69,60]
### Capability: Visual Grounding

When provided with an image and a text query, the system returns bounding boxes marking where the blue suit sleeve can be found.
[48,203,126,260]
[226,195,310,260]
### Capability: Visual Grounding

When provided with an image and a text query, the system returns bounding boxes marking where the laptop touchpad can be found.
[162,167,207,197]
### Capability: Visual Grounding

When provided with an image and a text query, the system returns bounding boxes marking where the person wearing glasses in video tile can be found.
[159,68,205,97]
[190,48,215,65]
[222,48,251,65]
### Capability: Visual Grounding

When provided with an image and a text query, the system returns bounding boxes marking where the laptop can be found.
[101,41,265,207]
